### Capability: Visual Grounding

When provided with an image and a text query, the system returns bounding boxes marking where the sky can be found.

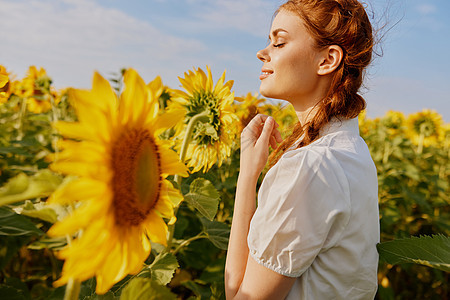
[1,0,449,122]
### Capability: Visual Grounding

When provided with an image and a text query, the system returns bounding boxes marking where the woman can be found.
[225,0,379,299]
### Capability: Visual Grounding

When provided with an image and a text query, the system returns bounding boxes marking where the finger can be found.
[242,114,269,139]
[256,116,274,147]
[246,114,269,131]
[269,135,277,149]
[274,128,283,143]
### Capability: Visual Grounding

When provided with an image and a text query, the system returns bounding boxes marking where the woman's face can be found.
[257,10,322,105]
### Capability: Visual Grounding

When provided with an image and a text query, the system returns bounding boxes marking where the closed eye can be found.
[273,43,285,48]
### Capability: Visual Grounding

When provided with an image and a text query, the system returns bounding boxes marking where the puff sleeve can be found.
[247,146,351,277]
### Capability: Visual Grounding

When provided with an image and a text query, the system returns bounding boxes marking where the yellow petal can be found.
[148,108,185,135]
[171,90,189,105]
[147,75,163,98]
[48,198,108,236]
[179,76,195,95]
[54,144,108,166]
[0,74,8,87]
[120,68,149,126]
[143,210,168,245]
[95,243,124,294]
[91,71,118,113]
[47,178,109,205]
[155,192,175,219]
[53,121,99,142]
[161,179,184,207]
[50,160,111,180]
[158,142,188,177]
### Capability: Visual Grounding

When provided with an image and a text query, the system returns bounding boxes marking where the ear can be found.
[317,45,343,76]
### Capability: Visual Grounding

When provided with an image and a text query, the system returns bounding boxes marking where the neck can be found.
[295,105,319,125]
[290,74,332,125]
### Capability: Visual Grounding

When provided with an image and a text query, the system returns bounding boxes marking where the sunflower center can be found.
[415,119,436,137]
[186,91,221,145]
[0,81,9,93]
[111,129,161,227]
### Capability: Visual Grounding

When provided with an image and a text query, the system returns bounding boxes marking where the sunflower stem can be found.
[418,124,425,154]
[172,233,207,255]
[174,110,209,187]
[49,93,60,161]
[16,96,28,141]
[63,278,81,300]
[382,140,390,164]
[168,111,209,252]
[417,132,425,154]
[63,234,81,300]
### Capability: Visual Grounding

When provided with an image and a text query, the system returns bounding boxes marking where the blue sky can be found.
[1,0,449,121]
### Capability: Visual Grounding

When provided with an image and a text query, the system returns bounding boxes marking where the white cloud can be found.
[415,4,437,15]
[190,0,282,37]
[0,0,206,88]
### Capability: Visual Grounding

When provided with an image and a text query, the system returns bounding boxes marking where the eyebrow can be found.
[268,28,288,41]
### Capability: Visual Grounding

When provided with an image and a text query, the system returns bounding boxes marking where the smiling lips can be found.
[260,69,273,80]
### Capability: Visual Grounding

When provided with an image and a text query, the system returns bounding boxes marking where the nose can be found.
[257,47,270,62]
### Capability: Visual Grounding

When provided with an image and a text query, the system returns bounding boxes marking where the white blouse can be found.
[248,117,379,300]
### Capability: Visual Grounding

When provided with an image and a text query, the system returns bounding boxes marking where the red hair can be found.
[268,0,373,167]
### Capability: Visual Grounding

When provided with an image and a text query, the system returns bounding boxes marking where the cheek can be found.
[279,56,314,88]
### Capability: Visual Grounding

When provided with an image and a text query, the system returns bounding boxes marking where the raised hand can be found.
[240,114,283,180]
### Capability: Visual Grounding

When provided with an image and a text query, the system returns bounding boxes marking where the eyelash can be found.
[273,43,285,48]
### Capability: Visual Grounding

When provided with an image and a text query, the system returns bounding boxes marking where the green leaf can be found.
[0,170,63,207]
[0,235,32,270]
[141,252,179,285]
[0,285,28,300]
[184,178,220,221]
[0,147,32,156]
[203,123,219,140]
[182,280,211,299]
[200,218,230,250]
[199,256,225,284]
[28,236,67,250]
[403,163,420,181]
[82,291,117,300]
[46,286,68,300]
[119,278,176,300]
[0,207,43,236]
[4,277,31,300]
[20,200,58,223]
[377,234,450,272]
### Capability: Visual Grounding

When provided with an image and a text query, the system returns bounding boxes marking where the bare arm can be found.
[225,115,295,299]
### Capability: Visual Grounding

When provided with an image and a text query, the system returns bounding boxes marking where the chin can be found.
[259,86,284,101]
[259,84,274,98]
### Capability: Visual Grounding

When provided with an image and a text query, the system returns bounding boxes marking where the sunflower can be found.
[406,109,443,147]
[234,92,266,131]
[16,66,54,113]
[47,69,188,294]
[382,110,406,136]
[358,109,367,126]
[0,65,11,103]
[147,75,173,112]
[171,66,239,172]
[440,123,450,149]
[259,101,297,136]
[358,109,373,136]
[272,102,298,133]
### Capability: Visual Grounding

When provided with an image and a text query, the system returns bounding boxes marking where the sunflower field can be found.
[0,65,449,300]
